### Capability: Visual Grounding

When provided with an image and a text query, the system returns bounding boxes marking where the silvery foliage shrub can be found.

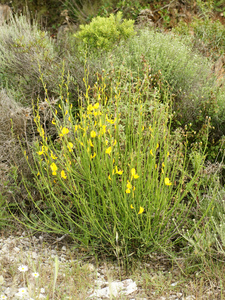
[0,15,59,105]
[103,29,217,126]
[75,11,136,52]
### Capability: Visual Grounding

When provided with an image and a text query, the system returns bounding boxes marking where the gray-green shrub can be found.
[0,15,60,105]
[97,29,225,139]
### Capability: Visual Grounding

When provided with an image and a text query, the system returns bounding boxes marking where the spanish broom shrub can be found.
[12,66,212,259]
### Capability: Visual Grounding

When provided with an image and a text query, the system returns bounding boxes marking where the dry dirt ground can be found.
[0,228,224,299]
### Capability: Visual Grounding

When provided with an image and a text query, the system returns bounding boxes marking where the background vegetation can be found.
[1,0,225,298]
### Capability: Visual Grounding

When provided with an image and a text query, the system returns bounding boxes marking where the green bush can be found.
[75,12,135,52]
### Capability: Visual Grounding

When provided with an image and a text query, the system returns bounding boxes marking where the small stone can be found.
[13,246,20,253]
[0,275,4,285]
[32,252,38,259]
[61,246,67,251]
[84,263,95,272]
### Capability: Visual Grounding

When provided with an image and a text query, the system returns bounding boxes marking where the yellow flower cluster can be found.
[35,124,69,179]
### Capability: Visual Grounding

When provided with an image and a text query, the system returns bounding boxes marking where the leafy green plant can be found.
[75,12,135,53]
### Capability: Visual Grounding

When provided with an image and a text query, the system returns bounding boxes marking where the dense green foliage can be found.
[75,12,135,52]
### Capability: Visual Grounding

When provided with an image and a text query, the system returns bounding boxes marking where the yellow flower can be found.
[115,166,123,175]
[105,146,112,156]
[93,103,99,109]
[106,115,116,124]
[131,168,139,179]
[67,142,74,152]
[138,206,144,215]
[88,139,94,147]
[167,151,170,157]
[132,186,136,198]
[91,152,96,159]
[150,149,154,156]
[162,162,165,168]
[61,170,67,179]
[38,127,45,138]
[108,174,112,180]
[101,125,107,134]
[155,164,157,169]
[50,162,58,175]
[165,177,172,186]
[87,104,93,112]
[127,180,132,189]
[59,127,69,137]
[93,110,102,116]
[37,147,44,156]
[156,143,159,149]
[130,204,134,209]
[126,180,132,194]
[52,118,56,125]
[51,152,57,159]
[91,130,97,138]
[65,110,68,116]
[74,125,78,131]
